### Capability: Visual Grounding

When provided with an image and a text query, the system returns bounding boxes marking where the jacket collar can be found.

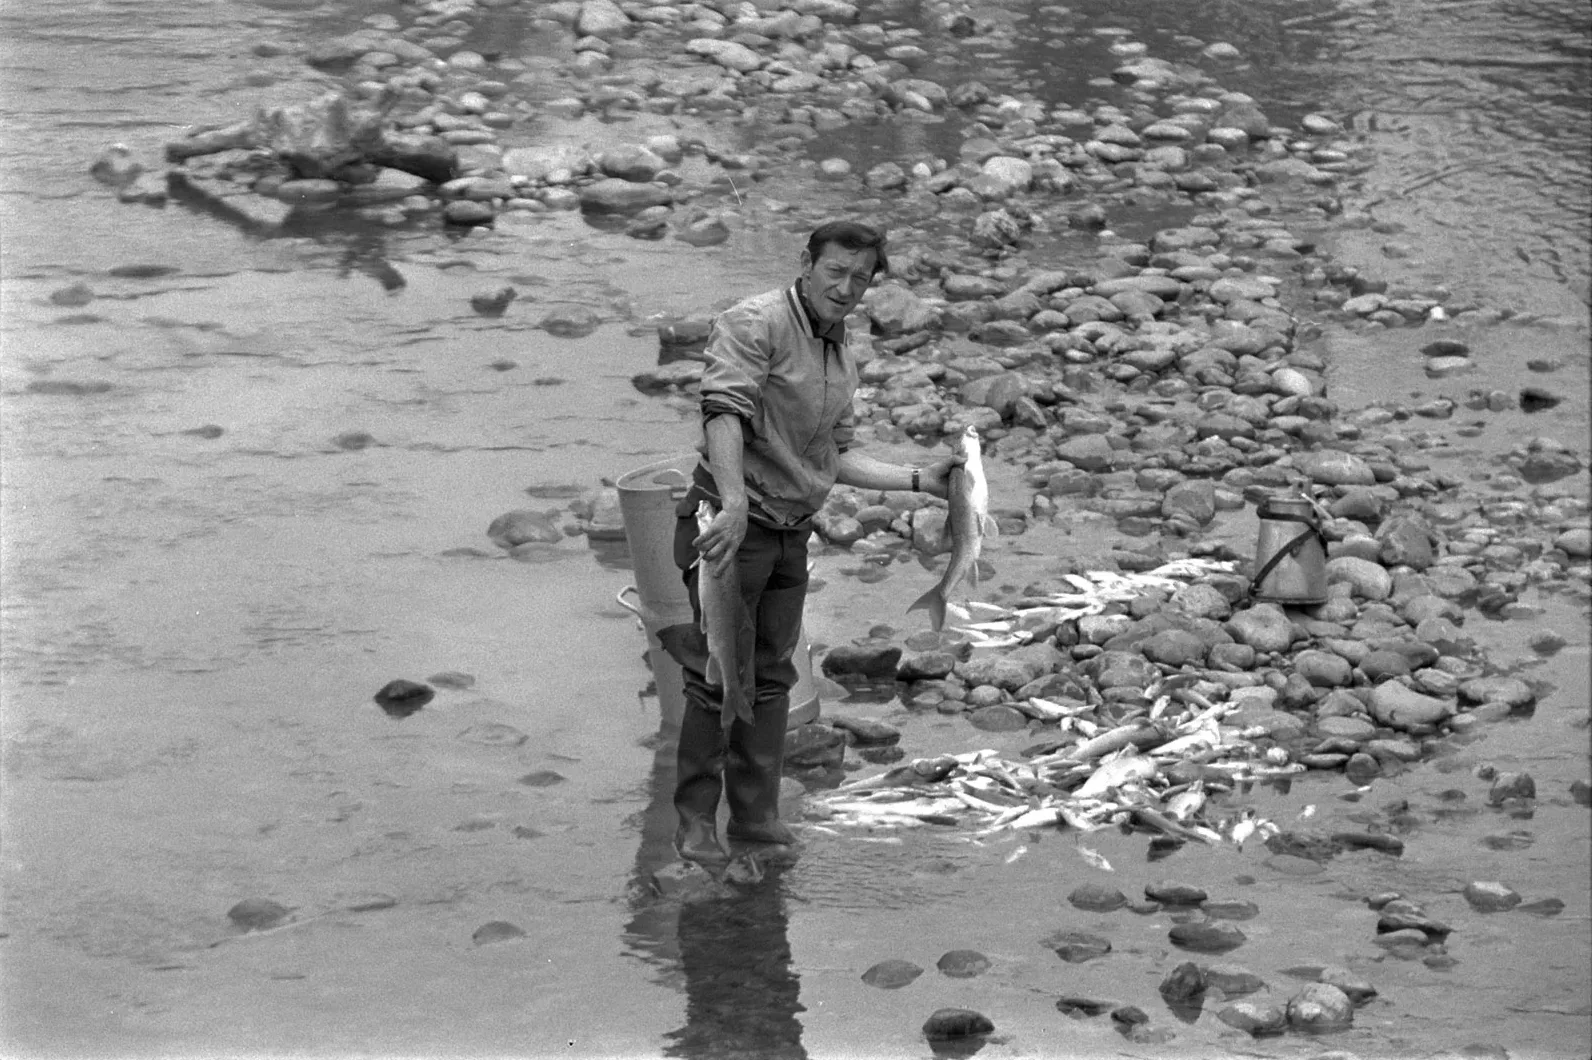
[787,282,846,349]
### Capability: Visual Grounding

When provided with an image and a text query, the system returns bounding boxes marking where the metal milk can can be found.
[1251,492,1328,605]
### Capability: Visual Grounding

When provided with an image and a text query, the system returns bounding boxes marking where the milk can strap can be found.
[1248,515,1327,600]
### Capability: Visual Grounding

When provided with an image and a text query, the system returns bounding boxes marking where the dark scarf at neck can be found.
[796,281,847,350]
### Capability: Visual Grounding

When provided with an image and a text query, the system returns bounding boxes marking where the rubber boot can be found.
[673,702,729,865]
[724,694,795,846]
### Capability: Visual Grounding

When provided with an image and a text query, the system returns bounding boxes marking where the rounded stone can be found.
[922,1007,994,1041]
[1169,921,1246,954]
[1345,752,1381,784]
[1463,881,1522,913]
[1043,930,1112,963]
[1286,982,1353,1030]
[968,704,1029,732]
[936,949,991,978]
[862,958,923,989]
[1326,556,1393,600]
[1295,648,1352,687]
[1145,881,1207,905]
[227,898,290,930]
[1068,884,1128,912]
[471,920,526,945]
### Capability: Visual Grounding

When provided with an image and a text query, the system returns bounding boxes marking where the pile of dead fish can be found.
[808,678,1293,850]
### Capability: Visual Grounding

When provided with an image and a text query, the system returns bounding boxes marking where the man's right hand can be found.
[693,502,747,576]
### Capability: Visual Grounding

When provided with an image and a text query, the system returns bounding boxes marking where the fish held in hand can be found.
[908,425,997,631]
[695,501,755,731]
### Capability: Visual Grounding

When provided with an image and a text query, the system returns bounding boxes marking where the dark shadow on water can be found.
[623,717,808,1060]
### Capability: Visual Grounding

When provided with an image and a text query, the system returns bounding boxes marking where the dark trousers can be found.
[664,502,808,832]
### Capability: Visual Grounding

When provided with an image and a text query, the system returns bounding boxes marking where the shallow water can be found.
[1,0,1588,1056]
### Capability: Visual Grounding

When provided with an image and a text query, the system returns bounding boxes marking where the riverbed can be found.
[1,0,1587,1057]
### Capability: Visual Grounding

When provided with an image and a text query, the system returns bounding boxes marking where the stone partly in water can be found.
[374,679,434,717]
[1286,982,1354,1031]
[1169,921,1246,954]
[1145,881,1208,905]
[784,724,847,769]
[227,898,291,931]
[1464,881,1523,912]
[1204,963,1266,996]
[1043,929,1112,963]
[1069,883,1128,912]
[861,959,923,989]
[1218,1001,1287,1036]
[471,920,526,945]
[1056,995,1116,1019]
[936,949,991,978]
[922,1007,994,1041]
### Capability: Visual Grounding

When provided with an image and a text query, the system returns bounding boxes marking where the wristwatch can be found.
[911,468,921,492]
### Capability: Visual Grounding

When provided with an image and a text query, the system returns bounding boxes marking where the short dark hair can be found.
[806,221,889,278]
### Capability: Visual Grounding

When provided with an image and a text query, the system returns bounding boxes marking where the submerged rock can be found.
[861,958,923,989]
[471,920,526,945]
[936,949,991,978]
[227,898,290,931]
[1043,929,1112,963]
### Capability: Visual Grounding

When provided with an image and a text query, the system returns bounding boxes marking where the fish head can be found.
[958,423,981,458]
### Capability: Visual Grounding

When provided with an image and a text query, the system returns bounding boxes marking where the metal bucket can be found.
[1252,492,1328,605]
[615,454,820,730]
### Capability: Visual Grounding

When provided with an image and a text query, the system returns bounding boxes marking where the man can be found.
[665,220,961,864]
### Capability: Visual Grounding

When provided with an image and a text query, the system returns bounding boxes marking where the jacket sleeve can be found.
[698,304,768,435]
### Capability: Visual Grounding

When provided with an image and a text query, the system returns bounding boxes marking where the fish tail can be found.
[721,679,754,730]
[907,586,946,631]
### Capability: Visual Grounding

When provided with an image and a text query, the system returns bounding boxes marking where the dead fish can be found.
[695,501,755,731]
[908,424,996,631]
[1074,750,1160,799]
[1165,781,1207,822]
[1077,845,1113,872]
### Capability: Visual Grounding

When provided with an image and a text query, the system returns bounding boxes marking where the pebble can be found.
[1462,881,1521,913]
[922,1007,994,1041]
[861,959,923,989]
[1204,962,1266,995]
[936,949,991,978]
[1169,920,1246,954]
[827,715,901,746]
[227,898,291,930]
[1286,982,1354,1030]
[1043,930,1112,963]
[374,679,434,717]
[1068,884,1127,912]
[1145,881,1207,905]
[1056,996,1116,1018]
[471,921,526,945]
[1218,1001,1287,1036]
[1201,898,1260,921]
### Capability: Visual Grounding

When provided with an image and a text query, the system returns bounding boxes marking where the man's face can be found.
[800,242,878,325]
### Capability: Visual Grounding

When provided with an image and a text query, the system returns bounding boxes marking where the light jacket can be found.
[695,283,858,529]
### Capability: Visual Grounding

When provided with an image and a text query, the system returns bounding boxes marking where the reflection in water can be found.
[624,717,807,1060]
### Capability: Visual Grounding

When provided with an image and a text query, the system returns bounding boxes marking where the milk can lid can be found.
[1258,491,1315,518]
